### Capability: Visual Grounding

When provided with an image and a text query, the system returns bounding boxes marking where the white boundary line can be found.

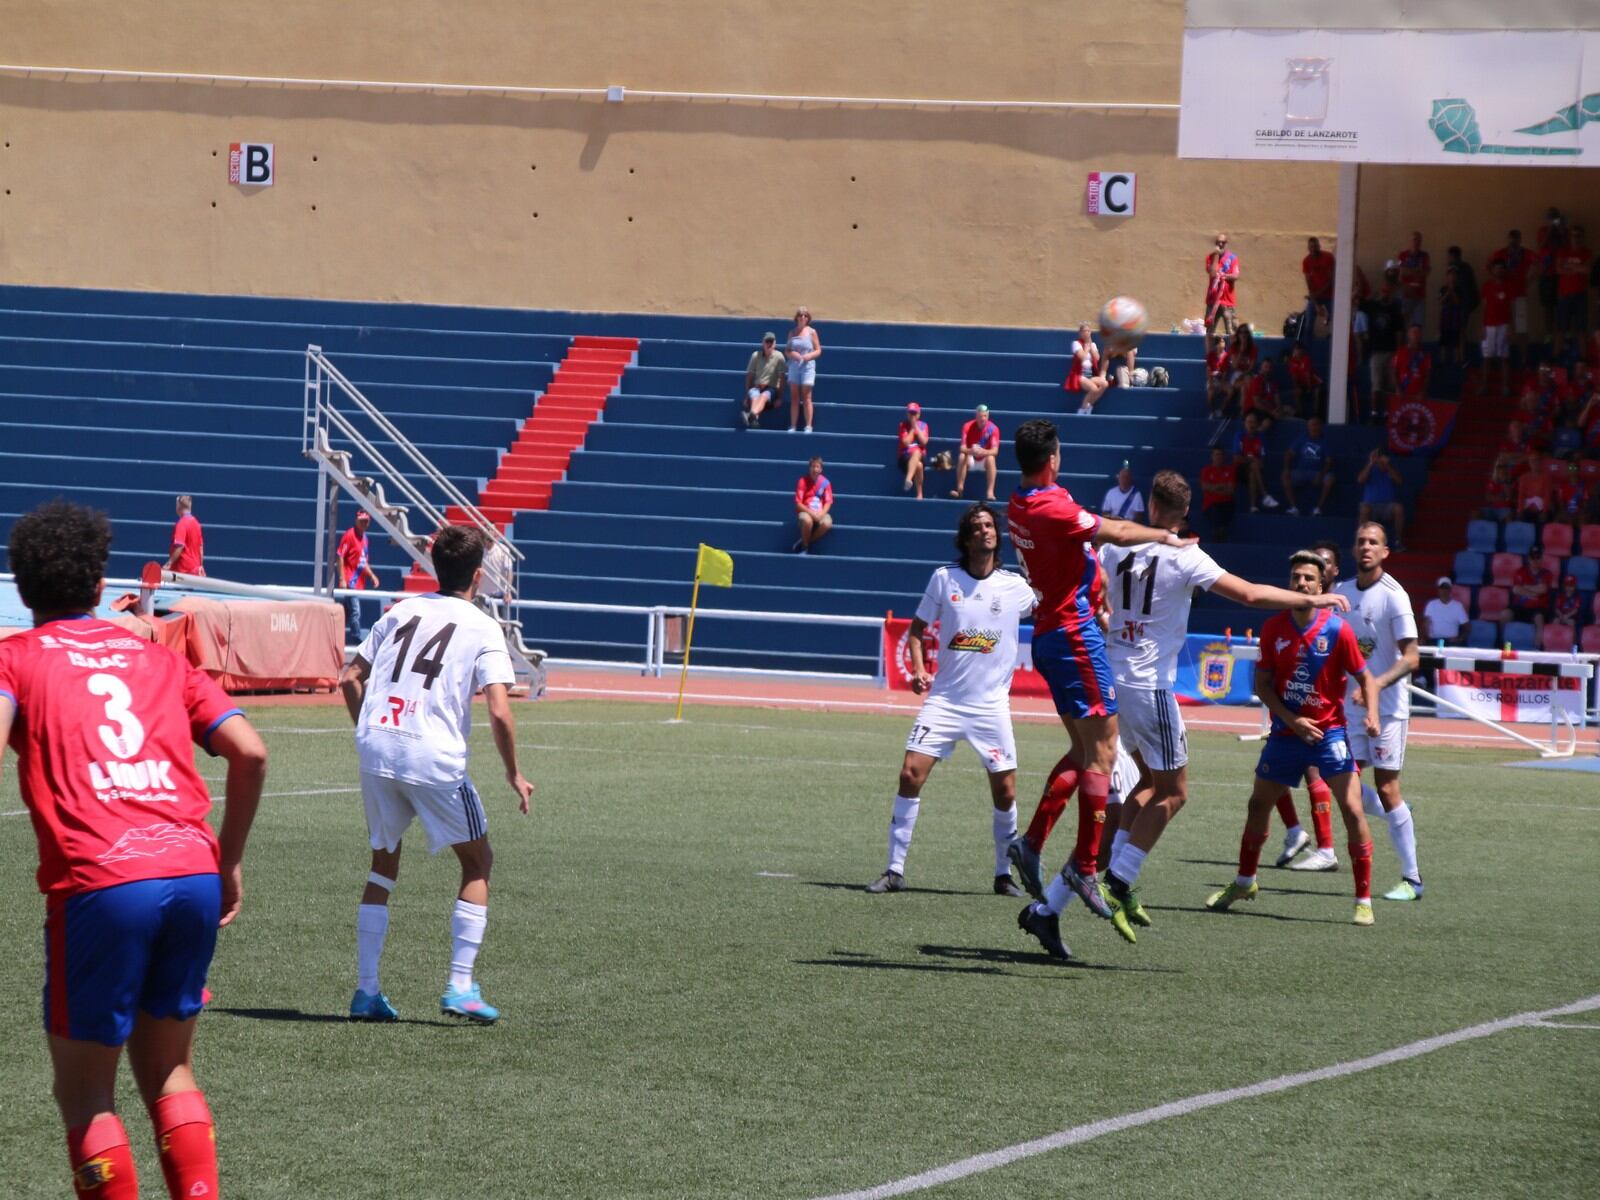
[808,992,1600,1200]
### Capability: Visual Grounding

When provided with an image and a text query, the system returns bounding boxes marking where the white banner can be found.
[1179,29,1600,165]
[1436,668,1587,724]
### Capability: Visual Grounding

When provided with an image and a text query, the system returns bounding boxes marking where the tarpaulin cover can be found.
[172,597,342,692]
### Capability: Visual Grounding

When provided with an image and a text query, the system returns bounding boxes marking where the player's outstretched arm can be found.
[484,682,535,814]
[210,715,268,928]
[339,655,371,725]
[1094,516,1196,549]
[1211,574,1350,612]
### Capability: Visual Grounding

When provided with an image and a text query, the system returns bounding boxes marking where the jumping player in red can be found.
[1206,550,1383,926]
[0,500,268,1199]
[1006,419,1196,958]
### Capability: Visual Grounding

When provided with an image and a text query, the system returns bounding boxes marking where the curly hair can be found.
[7,499,113,615]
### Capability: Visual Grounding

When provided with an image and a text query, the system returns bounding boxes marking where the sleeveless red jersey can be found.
[0,617,241,896]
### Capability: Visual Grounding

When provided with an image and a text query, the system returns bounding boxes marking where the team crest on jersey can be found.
[1315,636,1329,654]
[947,629,1000,654]
[990,596,1002,614]
[1198,641,1236,701]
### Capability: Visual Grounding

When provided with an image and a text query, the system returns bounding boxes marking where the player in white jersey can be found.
[868,504,1037,896]
[1334,522,1424,901]
[338,527,535,1024]
[1095,471,1348,938]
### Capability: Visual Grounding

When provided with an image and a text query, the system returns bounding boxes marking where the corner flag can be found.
[673,544,736,720]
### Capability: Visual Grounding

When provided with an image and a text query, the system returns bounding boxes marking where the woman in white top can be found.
[786,307,822,432]
[1065,323,1109,414]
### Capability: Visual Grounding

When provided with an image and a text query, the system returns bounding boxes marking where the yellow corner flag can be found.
[696,543,734,588]
[674,544,735,721]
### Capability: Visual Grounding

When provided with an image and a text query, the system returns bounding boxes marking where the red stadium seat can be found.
[1541,523,1574,558]
[1451,584,1473,610]
[1489,553,1522,587]
[1475,585,1512,621]
[1583,625,1600,655]
[1540,624,1576,652]
[1581,524,1600,557]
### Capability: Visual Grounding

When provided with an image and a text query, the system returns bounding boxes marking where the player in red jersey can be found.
[0,501,267,1200]
[1205,550,1383,926]
[1005,420,1196,957]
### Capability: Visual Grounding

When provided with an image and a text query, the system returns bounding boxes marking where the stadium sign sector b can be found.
[1178,28,1600,165]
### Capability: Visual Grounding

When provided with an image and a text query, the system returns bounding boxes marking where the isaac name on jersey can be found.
[1098,542,1226,689]
[914,564,1036,708]
[1334,574,1417,721]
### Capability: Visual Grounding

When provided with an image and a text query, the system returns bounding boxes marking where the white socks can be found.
[1110,825,1130,858]
[1361,782,1384,816]
[1042,872,1072,916]
[1384,801,1420,881]
[356,904,390,995]
[888,794,920,875]
[1110,843,1148,887]
[992,806,1018,875]
[449,899,488,992]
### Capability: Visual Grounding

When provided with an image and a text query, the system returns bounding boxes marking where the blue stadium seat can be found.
[1452,550,1486,584]
[1466,619,1499,649]
[1465,519,1499,553]
[1503,521,1537,555]
[1503,620,1538,651]
[1565,555,1599,591]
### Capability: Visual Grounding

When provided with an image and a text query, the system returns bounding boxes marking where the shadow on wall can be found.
[0,76,1178,170]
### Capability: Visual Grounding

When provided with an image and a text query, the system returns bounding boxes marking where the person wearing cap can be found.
[1552,574,1583,635]
[952,404,1001,501]
[897,403,930,499]
[1510,546,1554,637]
[1422,577,1469,646]
[1100,462,1146,520]
[742,332,787,428]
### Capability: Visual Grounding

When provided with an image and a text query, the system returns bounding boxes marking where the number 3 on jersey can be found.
[88,672,146,760]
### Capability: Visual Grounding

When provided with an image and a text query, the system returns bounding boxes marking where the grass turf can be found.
[1,699,1597,1198]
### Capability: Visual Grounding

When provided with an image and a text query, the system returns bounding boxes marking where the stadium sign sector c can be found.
[1179,27,1600,166]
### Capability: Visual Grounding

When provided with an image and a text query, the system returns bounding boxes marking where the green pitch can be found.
[2,701,1597,1198]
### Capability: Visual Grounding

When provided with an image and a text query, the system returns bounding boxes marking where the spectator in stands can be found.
[951,403,1000,500]
[897,402,930,499]
[337,510,380,643]
[1064,322,1108,413]
[1480,463,1513,520]
[1225,323,1259,415]
[1555,224,1591,358]
[1554,460,1593,529]
[1515,448,1555,522]
[1422,576,1469,646]
[1393,325,1431,400]
[1552,574,1583,635]
[1510,545,1553,636]
[1579,390,1600,458]
[1395,231,1431,331]
[1100,461,1146,520]
[1205,334,1232,418]
[1437,267,1467,367]
[793,456,833,554]
[167,494,205,575]
[1300,237,1335,343]
[1538,208,1569,344]
[1489,228,1534,363]
[1241,357,1282,428]
[786,307,822,433]
[1205,232,1240,337]
[1359,276,1405,420]
[1497,418,1530,473]
[1480,260,1514,396]
[743,332,787,428]
[1199,445,1238,542]
[1446,244,1479,319]
[1232,410,1278,511]
[1281,416,1335,516]
[1356,447,1405,549]
[1285,342,1322,417]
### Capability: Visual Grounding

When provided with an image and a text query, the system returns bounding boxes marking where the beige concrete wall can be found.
[0,0,1337,329]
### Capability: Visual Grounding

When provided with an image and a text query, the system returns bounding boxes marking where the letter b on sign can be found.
[1086,171,1136,218]
[228,142,274,186]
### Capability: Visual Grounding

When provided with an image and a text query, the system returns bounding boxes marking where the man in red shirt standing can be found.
[1393,325,1432,399]
[951,403,1001,500]
[0,500,268,1200]
[1480,260,1514,396]
[166,495,204,576]
[1488,228,1533,362]
[1205,232,1240,337]
[337,510,381,644]
[1395,231,1431,332]
[1300,236,1336,344]
[1555,224,1591,357]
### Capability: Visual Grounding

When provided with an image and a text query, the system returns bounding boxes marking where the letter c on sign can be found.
[1103,174,1132,215]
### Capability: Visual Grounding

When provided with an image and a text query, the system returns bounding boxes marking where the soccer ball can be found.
[1131,367,1150,387]
[1099,296,1149,353]
[1149,366,1169,387]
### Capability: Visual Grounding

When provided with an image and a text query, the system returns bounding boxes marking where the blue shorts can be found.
[1255,728,1356,787]
[1032,625,1118,720]
[43,874,220,1046]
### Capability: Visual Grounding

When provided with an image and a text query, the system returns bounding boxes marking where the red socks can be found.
[1349,839,1373,900]
[1274,792,1300,828]
[152,1090,218,1199]
[1309,780,1335,850]
[1074,771,1109,874]
[67,1116,138,1199]
[1238,829,1269,878]
[1024,754,1080,852]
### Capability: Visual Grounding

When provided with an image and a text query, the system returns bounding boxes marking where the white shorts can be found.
[1347,719,1408,772]
[1512,296,1528,335]
[747,385,774,401]
[904,696,1017,774]
[1482,324,1510,358]
[1117,687,1188,772]
[361,771,488,854]
[1109,739,1143,804]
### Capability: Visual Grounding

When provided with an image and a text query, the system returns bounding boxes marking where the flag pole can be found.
[673,572,703,722]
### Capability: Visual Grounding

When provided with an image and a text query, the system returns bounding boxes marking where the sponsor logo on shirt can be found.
[87,759,180,802]
[947,629,1001,654]
[1275,638,1291,653]
[98,823,211,863]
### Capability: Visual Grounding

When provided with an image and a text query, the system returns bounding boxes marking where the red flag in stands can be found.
[1387,397,1457,455]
